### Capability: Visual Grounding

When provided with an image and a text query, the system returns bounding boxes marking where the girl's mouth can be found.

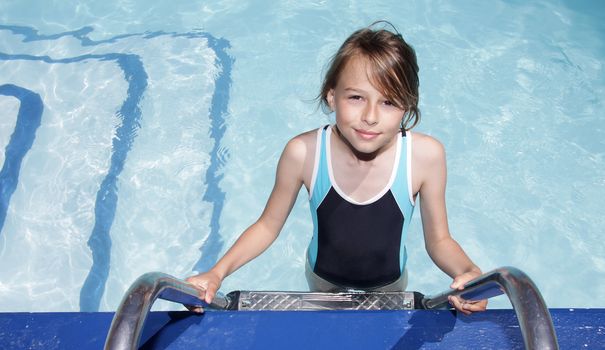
[355,129,380,140]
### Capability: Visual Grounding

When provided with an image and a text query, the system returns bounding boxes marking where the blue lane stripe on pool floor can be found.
[0,84,43,235]
[0,25,233,312]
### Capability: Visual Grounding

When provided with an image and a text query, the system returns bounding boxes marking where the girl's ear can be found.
[327,89,335,111]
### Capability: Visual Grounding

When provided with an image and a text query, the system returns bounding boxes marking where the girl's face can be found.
[328,56,405,157]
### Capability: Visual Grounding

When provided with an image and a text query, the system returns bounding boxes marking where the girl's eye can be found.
[383,100,394,106]
[348,95,362,101]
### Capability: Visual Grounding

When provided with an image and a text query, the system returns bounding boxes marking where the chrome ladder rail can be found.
[422,266,559,350]
[104,266,558,350]
[103,272,230,350]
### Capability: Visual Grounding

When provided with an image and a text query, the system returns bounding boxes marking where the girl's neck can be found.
[328,125,399,203]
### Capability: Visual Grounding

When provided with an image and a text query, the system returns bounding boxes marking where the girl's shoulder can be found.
[292,127,322,142]
[282,128,324,187]
[409,131,446,165]
[281,127,323,165]
[287,127,321,151]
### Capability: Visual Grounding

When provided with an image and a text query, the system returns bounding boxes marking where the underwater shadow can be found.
[392,309,524,349]
[139,311,205,350]
[391,310,457,350]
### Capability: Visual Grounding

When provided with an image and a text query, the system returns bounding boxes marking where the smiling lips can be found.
[355,128,380,140]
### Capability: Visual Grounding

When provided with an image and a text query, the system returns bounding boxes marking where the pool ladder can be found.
[104,266,559,350]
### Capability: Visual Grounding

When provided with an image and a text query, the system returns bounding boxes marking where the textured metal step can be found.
[230,291,417,311]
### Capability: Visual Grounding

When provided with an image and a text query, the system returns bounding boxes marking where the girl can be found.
[187,23,487,315]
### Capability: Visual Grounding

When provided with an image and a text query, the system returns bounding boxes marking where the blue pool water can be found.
[0,0,603,312]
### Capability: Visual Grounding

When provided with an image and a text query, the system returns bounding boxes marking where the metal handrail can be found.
[103,272,229,350]
[422,266,559,350]
[104,266,558,350]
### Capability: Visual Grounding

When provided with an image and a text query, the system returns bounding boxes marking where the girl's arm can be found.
[186,136,308,308]
[414,134,486,315]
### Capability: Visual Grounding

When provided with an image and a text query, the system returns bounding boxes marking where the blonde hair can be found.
[319,24,420,130]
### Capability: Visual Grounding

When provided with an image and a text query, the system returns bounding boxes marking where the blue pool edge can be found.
[0,309,603,349]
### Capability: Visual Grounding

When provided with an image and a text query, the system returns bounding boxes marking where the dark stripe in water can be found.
[0,84,43,234]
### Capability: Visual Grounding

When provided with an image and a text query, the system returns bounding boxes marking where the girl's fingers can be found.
[184,277,213,311]
[449,296,485,315]
[448,296,466,314]
[189,283,207,300]
[205,289,216,304]
[450,280,464,290]
[465,300,488,312]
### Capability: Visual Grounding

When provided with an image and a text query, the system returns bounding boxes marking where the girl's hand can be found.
[447,271,488,315]
[184,270,223,313]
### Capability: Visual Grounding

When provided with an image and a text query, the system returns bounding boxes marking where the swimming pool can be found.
[0,0,603,312]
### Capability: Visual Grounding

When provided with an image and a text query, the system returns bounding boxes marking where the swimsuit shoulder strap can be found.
[309,125,332,208]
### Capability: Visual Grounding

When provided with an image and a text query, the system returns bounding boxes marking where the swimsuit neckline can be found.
[325,125,401,206]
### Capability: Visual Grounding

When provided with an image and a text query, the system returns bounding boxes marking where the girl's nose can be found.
[363,104,379,125]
